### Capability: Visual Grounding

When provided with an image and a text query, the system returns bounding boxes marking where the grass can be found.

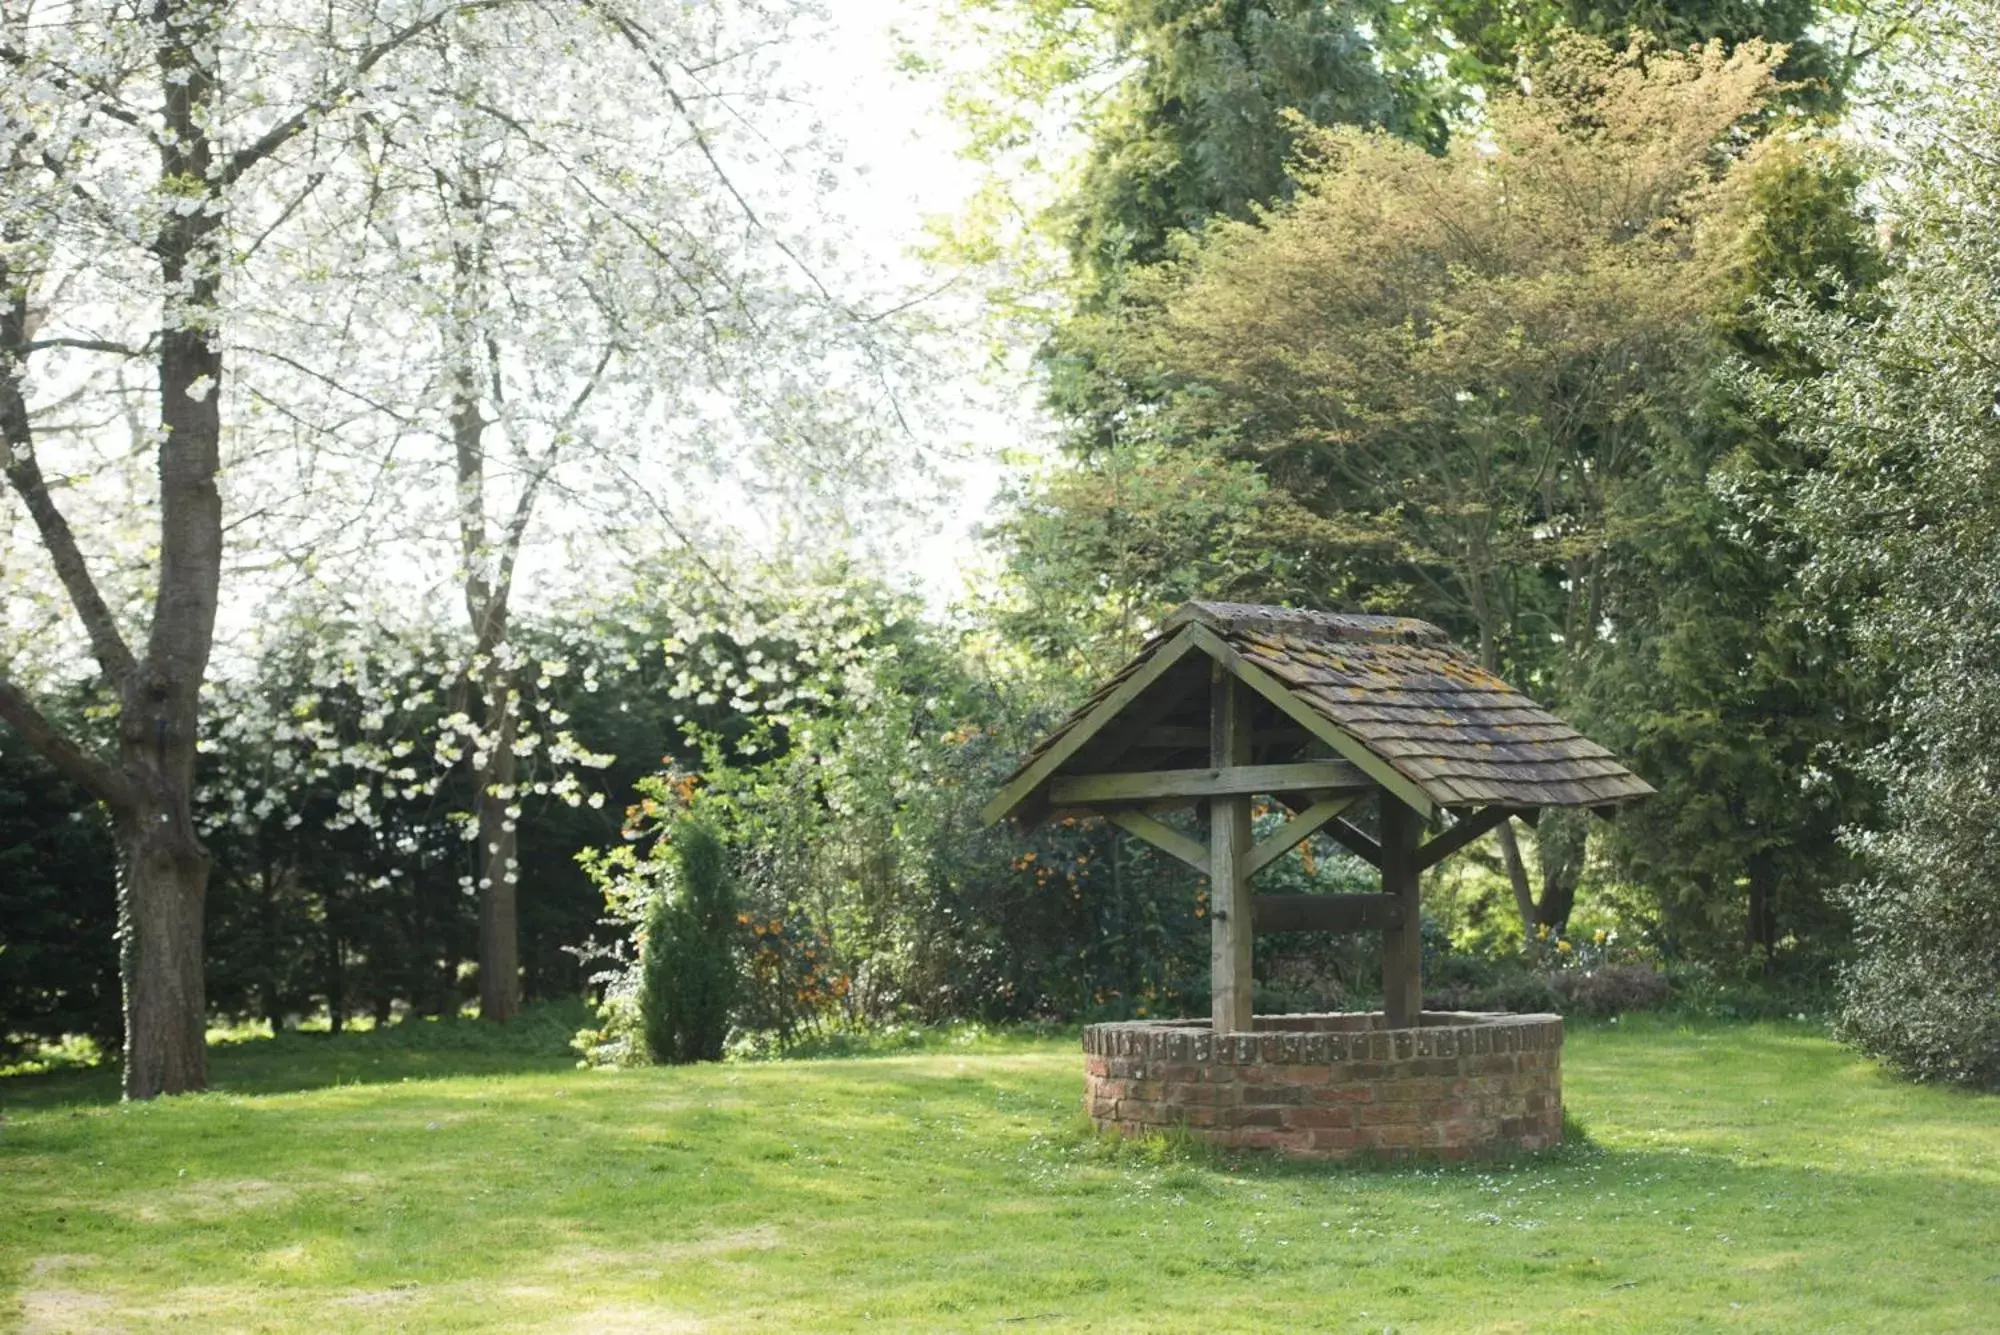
[2,1012,1996,1332]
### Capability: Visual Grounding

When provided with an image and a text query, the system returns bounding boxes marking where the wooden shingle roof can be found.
[986,601,1651,826]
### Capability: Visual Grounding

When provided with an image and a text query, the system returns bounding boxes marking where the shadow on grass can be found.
[740,1020,1081,1063]
[0,1000,589,1113]
[1044,1110,1606,1185]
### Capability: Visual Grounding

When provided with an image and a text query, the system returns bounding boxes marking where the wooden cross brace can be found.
[1042,674,1527,1034]
[1082,776,1518,1033]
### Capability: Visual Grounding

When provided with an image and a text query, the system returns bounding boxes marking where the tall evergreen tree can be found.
[1440,0,1841,104]
[1578,140,1885,967]
[1063,0,1448,289]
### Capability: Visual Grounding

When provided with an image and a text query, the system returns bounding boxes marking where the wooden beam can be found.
[1106,808,1208,874]
[1413,805,1515,873]
[1323,817,1382,869]
[1245,793,1359,879]
[1143,724,1312,750]
[1179,623,1436,819]
[980,627,1205,827]
[1380,798,1422,1029]
[1210,667,1254,1035]
[1252,893,1406,934]
[1048,760,1367,805]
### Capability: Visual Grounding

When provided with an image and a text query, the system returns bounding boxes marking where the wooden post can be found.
[1209,665,1254,1033]
[1380,796,1423,1028]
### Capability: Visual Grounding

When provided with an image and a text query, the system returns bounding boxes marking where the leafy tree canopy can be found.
[1751,5,2000,1085]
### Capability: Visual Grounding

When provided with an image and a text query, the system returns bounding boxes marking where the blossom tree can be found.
[0,0,942,1091]
[0,0,511,1097]
[272,2,936,1019]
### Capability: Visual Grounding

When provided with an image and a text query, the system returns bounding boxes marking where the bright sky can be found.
[787,0,1052,607]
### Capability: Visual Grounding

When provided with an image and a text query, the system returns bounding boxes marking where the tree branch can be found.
[0,43,147,130]
[491,336,618,605]
[0,674,134,810]
[24,335,152,357]
[222,1,513,186]
[583,0,840,305]
[1,275,139,683]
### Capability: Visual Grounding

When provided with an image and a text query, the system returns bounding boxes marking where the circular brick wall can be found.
[1082,1011,1563,1160]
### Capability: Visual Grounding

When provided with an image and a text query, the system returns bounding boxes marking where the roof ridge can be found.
[1162,600,1450,646]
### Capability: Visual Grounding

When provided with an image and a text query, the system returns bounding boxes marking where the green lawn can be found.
[2,1013,1996,1333]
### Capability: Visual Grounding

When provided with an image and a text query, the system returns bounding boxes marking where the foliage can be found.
[1548,962,1672,1018]
[987,442,1350,676]
[195,597,621,1029]
[1752,5,2000,1087]
[6,1023,2000,1328]
[1437,0,1845,106]
[1421,919,1670,1018]
[1576,138,1887,969]
[635,820,738,1065]
[1069,34,1778,669]
[1422,953,1565,1016]
[578,564,1400,1050]
[1001,35,1793,940]
[1049,0,1451,287]
[0,735,120,1060]
[936,0,1452,290]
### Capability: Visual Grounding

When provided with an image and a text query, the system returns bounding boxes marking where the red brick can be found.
[1282,1105,1355,1130]
[1081,1015,1562,1162]
[1367,1123,1424,1150]
[1357,1101,1422,1126]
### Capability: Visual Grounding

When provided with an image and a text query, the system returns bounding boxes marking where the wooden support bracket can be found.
[1106,808,1208,874]
[1413,806,1515,873]
[1245,793,1358,878]
[1323,817,1382,869]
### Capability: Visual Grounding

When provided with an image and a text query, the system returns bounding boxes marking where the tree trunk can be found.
[1497,820,1538,938]
[476,672,522,1021]
[1746,852,1777,966]
[115,803,210,1099]
[103,0,231,1099]
[324,892,345,1036]
[260,864,285,1033]
[1534,808,1590,934]
[1472,609,1543,941]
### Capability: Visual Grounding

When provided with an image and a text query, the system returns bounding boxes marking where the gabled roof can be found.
[984,601,1652,826]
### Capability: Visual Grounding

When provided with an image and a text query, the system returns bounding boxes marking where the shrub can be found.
[1549,963,1671,1018]
[639,820,738,1064]
[1833,862,2000,1088]
[1422,952,1563,1015]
